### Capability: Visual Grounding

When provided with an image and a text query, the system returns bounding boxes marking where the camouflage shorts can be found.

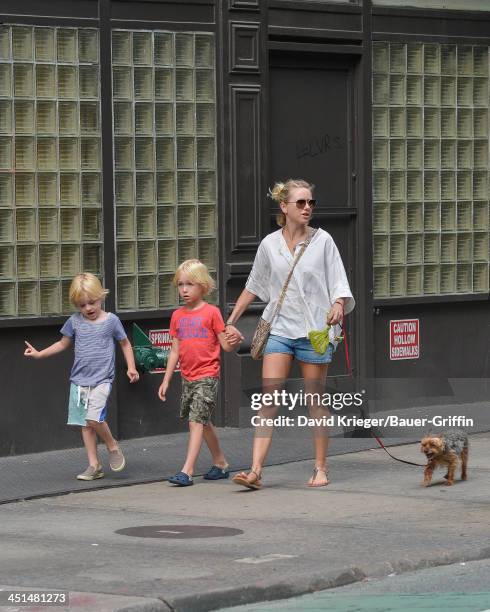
[180,377,219,424]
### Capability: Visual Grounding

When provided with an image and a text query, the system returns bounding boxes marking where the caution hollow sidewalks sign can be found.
[390,319,420,360]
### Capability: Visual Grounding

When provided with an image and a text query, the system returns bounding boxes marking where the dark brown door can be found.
[269,52,359,379]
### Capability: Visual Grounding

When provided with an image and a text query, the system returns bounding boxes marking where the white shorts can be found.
[67,382,111,426]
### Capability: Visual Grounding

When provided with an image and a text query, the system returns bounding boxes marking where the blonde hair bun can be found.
[269,178,315,227]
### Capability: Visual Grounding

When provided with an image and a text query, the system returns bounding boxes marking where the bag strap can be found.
[270,227,317,323]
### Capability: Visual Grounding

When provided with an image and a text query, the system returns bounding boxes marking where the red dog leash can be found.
[340,319,425,468]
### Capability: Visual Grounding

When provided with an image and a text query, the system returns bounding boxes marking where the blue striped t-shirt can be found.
[61,312,127,386]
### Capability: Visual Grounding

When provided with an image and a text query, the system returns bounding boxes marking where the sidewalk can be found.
[2,400,488,504]
[0,424,489,611]
[0,426,384,504]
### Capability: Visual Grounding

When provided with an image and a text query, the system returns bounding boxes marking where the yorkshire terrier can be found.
[420,429,468,487]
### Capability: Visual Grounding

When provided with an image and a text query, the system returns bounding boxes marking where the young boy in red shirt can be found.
[158,259,243,486]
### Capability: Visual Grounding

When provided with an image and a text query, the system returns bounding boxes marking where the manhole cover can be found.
[115,525,244,539]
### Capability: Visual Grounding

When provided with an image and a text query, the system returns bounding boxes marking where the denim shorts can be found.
[264,334,335,364]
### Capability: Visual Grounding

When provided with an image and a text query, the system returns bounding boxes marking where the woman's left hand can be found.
[326,302,344,326]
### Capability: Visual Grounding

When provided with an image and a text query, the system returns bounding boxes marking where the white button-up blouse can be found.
[245,228,355,346]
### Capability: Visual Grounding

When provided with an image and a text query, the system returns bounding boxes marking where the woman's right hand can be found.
[225,325,243,345]
[326,303,344,326]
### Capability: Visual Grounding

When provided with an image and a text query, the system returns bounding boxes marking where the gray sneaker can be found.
[109,447,126,472]
[77,465,104,481]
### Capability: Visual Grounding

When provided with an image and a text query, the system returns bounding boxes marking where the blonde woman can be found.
[225,179,355,489]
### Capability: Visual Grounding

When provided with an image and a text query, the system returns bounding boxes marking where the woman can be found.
[225,179,355,489]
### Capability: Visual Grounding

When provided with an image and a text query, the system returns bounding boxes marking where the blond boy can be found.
[158,260,243,486]
[24,273,139,480]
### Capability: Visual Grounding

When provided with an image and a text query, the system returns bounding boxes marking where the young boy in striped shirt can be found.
[24,272,139,481]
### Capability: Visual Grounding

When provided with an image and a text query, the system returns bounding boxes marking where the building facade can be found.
[1,0,489,455]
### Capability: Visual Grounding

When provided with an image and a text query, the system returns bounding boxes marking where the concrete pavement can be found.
[3,399,488,504]
[0,431,489,611]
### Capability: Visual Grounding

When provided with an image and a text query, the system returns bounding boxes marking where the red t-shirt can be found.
[169,303,225,381]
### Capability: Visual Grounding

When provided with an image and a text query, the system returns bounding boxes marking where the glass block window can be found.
[0,25,102,317]
[372,42,489,298]
[373,0,490,10]
[112,30,217,311]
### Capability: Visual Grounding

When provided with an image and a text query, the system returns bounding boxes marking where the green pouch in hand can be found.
[308,325,331,355]
[308,325,344,354]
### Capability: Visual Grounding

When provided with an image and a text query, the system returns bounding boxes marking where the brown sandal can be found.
[232,469,262,490]
[307,467,329,488]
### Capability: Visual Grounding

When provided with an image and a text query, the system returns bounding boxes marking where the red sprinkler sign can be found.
[148,329,179,372]
[390,319,420,360]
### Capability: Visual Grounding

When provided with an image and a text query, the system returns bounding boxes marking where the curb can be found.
[159,567,365,612]
[149,544,490,612]
[5,547,490,611]
[368,544,490,578]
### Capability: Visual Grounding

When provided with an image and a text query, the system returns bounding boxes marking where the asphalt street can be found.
[0,432,489,611]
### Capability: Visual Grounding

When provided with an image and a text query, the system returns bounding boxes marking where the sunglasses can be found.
[285,199,316,209]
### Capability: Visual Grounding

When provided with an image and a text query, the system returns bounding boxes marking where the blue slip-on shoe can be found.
[167,471,193,486]
[203,465,230,480]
